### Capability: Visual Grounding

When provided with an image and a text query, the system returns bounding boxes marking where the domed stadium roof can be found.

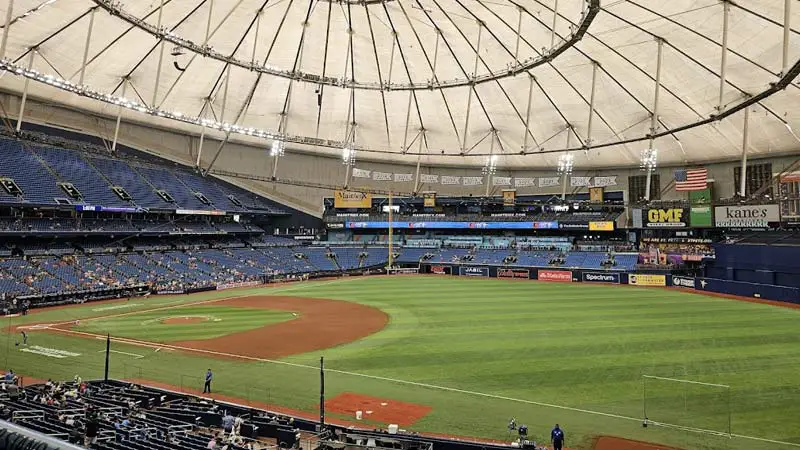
[0,0,799,169]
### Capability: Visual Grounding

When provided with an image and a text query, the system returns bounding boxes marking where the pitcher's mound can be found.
[161,317,209,325]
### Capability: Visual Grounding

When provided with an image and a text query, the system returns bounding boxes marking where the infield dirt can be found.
[166,295,389,358]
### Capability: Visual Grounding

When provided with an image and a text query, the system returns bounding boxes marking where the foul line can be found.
[43,326,800,449]
[98,349,145,359]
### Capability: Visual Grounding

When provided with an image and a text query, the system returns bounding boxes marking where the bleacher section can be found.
[0,240,641,302]
[0,135,286,214]
[0,378,507,450]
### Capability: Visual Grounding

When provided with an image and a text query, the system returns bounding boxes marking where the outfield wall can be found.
[422,264,800,304]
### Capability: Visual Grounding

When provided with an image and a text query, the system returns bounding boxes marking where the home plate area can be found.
[325,392,432,426]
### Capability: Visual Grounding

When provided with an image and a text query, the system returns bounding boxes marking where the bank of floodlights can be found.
[482,154,498,175]
[342,146,356,166]
[270,139,285,157]
[557,153,574,175]
[640,148,658,172]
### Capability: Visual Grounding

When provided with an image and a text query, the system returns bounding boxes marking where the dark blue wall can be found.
[706,244,800,289]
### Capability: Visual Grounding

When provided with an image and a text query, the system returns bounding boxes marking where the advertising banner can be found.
[334,190,372,208]
[589,187,604,203]
[589,221,615,231]
[460,266,489,277]
[714,204,780,228]
[423,192,436,207]
[643,208,688,228]
[345,221,559,229]
[538,270,573,282]
[559,223,589,230]
[216,280,261,291]
[582,272,620,283]
[671,276,696,289]
[689,187,712,205]
[498,268,530,279]
[628,274,667,286]
[502,189,516,206]
[690,206,713,228]
[431,265,450,275]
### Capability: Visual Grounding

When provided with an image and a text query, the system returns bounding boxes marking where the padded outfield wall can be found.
[706,244,800,289]
[421,263,800,304]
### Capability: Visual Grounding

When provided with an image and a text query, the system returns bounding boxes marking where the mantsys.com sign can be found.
[644,208,688,228]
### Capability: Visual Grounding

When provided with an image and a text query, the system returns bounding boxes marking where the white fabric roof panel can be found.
[0,0,798,169]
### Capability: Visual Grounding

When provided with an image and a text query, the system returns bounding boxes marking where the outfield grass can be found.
[2,277,799,450]
[75,305,293,342]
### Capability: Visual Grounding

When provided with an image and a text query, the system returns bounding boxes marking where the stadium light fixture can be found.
[640,148,658,172]
[270,139,285,157]
[482,154,498,175]
[342,146,356,166]
[557,153,574,175]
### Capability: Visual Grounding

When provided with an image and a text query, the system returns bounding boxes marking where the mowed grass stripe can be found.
[75,306,294,342]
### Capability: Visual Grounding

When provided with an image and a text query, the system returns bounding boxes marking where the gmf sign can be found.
[644,208,687,228]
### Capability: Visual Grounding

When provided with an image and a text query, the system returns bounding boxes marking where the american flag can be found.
[674,168,708,191]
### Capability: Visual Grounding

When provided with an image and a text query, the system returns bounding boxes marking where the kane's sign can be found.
[714,205,779,228]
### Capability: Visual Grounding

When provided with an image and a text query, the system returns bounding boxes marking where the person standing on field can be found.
[551,424,565,450]
[203,369,213,393]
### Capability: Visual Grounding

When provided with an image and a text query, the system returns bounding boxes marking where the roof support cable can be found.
[15,49,35,132]
[151,0,167,107]
[521,74,536,152]
[645,38,663,201]
[111,78,128,152]
[0,0,13,59]
[78,7,97,85]
[461,22,483,153]
[718,0,730,112]
[783,0,792,75]
[739,104,751,197]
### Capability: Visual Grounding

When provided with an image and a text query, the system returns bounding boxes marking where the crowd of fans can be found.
[0,375,275,450]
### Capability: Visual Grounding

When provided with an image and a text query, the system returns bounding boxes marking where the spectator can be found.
[222,413,235,435]
[551,424,565,450]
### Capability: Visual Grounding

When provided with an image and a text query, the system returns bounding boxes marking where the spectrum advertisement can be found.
[582,272,620,283]
[345,221,559,229]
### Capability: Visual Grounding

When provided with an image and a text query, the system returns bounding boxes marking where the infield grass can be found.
[74,305,293,342]
[2,276,799,450]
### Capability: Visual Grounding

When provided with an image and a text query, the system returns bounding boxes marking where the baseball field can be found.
[2,276,800,450]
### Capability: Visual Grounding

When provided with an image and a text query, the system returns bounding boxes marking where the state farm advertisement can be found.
[431,265,450,275]
[538,270,573,282]
[498,268,530,279]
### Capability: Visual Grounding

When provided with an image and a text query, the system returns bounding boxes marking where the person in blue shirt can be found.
[203,369,213,393]
[551,424,565,450]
